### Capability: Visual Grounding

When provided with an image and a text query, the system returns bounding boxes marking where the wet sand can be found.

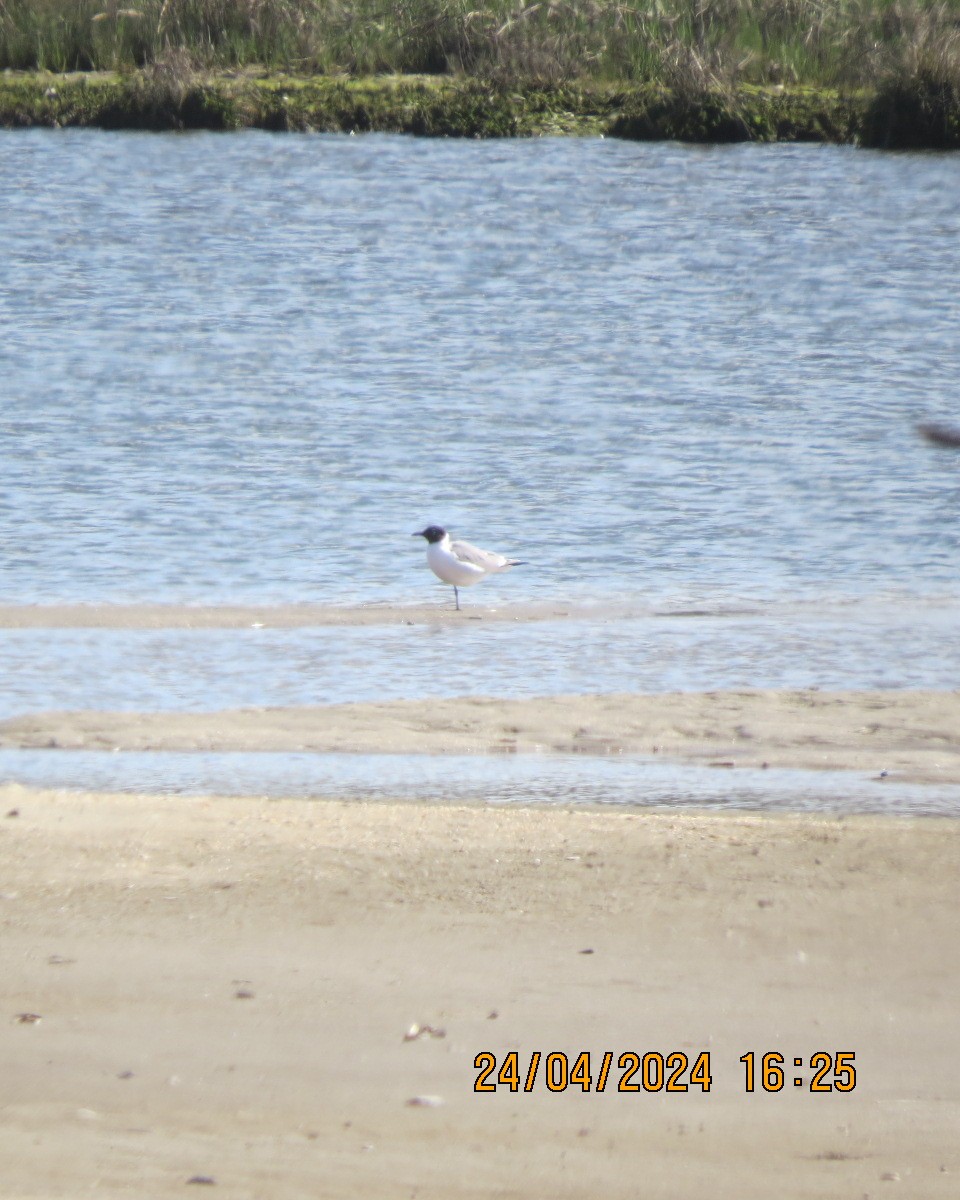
[3,689,959,783]
[1,784,957,1199]
[0,601,588,629]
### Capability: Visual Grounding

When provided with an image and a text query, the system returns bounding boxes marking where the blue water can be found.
[1,748,955,817]
[1,131,959,608]
[0,597,956,719]
[1,130,958,811]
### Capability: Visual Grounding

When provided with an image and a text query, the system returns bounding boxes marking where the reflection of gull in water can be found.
[412,525,525,610]
[917,421,960,448]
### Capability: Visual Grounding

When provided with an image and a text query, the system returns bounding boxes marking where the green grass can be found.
[0,0,957,87]
[2,1,960,145]
[0,70,868,140]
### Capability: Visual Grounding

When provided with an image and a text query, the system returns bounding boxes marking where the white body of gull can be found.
[412,525,525,610]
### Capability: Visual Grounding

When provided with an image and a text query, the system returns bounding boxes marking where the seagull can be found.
[412,525,525,610]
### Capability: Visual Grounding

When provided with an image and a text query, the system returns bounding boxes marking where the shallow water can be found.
[0,597,957,719]
[1,131,958,812]
[2,748,956,818]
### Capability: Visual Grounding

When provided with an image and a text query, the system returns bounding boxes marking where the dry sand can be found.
[1,781,958,1199]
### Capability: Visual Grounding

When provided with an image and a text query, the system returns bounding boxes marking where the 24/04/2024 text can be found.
[473,1051,857,1094]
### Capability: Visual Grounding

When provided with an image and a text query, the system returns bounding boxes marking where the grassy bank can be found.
[0,69,950,146]
[0,70,851,139]
[1,0,959,147]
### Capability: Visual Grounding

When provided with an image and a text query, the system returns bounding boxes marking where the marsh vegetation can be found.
[1,0,959,145]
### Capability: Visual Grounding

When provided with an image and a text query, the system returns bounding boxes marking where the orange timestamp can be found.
[474,1050,713,1094]
[473,1050,857,1094]
[740,1051,857,1092]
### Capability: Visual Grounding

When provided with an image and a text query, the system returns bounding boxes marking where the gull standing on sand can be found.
[412,525,525,610]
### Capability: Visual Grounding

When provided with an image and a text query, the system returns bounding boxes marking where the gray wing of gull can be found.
[449,538,513,571]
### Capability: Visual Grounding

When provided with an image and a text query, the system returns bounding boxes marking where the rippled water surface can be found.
[1,131,958,811]
[3,131,959,607]
[0,597,957,719]
[2,749,957,818]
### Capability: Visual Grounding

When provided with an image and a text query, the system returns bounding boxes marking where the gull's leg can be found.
[454,585,460,611]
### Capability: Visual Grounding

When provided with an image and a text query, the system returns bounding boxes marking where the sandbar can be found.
[0,601,593,629]
[2,689,958,783]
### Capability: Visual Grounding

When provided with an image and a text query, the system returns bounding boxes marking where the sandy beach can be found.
[1,780,957,1199]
